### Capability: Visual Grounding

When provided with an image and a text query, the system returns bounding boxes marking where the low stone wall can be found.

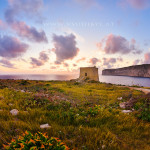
[102,64,150,78]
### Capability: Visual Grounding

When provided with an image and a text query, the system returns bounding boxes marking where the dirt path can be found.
[129,87,150,94]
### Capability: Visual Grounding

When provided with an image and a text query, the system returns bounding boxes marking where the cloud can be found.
[143,52,150,64]
[51,66,57,69]
[52,34,79,63]
[5,0,48,43]
[63,63,69,67]
[73,64,77,67]
[119,0,150,10]
[76,57,86,63]
[30,51,49,68]
[133,59,140,65]
[98,34,142,54]
[7,0,43,18]
[0,19,6,29]
[117,57,123,62]
[0,59,16,68]
[89,58,100,65]
[11,21,48,43]
[103,57,117,69]
[0,36,28,58]
[127,0,150,9]
[74,0,101,9]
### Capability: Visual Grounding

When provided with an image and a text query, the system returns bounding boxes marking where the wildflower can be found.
[20,143,24,148]
[11,138,15,142]
[18,136,22,140]
[3,144,8,149]
[49,143,52,146]
[25,131,29,135]
[29,139,35,144]
[60,142,65,145]
[41,144,45,148]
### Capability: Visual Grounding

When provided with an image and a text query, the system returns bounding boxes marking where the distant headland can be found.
[102,64,150,78]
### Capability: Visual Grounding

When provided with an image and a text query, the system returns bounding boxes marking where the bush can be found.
[4,131,69,150]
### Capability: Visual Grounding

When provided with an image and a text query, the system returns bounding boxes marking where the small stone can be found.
[10,109,19,115]
[117,97,122,100]
[9,103,13,106]
[119,102,126,108]
[102,145,106,149]
[122,110,132,113]
[0,96,4,100]
[20,90,25,93]
[40,123,51,129]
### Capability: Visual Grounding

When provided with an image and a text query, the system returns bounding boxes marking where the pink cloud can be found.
[127,0,149,9]
[0,58,16,69]
[10,21,48,43]
[119,0,150,9]
[102,57,117,69]
[5,0,47,43]
[76,57,86,63]
[144,52,150,64]
[89,58,100,65]
[74,0,101,9]
[52,34,79,63]
[0,19,7,29]
[0,36,28,58]
[98,34,142,54]
[30,51,49,68]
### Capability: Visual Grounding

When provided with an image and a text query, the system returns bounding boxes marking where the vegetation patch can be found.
[0,79,149,150]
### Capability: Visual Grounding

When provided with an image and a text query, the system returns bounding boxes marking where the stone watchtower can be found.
[79,66,99,81]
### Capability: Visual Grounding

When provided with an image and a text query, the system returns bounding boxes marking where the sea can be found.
[0,74,150,87]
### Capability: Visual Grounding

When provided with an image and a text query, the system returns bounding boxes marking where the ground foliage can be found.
[0,79,149,150]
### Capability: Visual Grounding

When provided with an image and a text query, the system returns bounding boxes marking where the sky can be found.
[0,0,150,75]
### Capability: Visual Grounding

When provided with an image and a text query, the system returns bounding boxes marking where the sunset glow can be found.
[0,0,150,74]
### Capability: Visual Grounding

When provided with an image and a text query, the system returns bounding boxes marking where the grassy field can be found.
[0,79,149,150]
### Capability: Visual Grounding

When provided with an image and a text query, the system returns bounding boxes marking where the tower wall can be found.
[79,67,99,81]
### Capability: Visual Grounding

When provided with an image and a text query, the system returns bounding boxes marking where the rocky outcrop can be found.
[102,64,150,78]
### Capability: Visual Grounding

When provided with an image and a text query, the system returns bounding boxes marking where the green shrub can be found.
[138,108,150,122]
[19,80,30,86]
[4,131,69,150]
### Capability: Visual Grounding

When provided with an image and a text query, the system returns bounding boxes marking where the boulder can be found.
[122,110,132,113]
[119,98,137,109]
[10,109,19,115]
[119,102,126,109]
[117,97,122,100]
[40,123,51,129]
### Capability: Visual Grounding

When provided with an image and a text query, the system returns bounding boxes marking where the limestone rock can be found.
[40,123,51,129]
[122,110,132,113]
[119,102,126,109]
[117,97,122,100]
[119,98,137,109]
[20,90,25,93]
[10,109,19,115]
[102,64,150,78]
[9,103,13,106]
